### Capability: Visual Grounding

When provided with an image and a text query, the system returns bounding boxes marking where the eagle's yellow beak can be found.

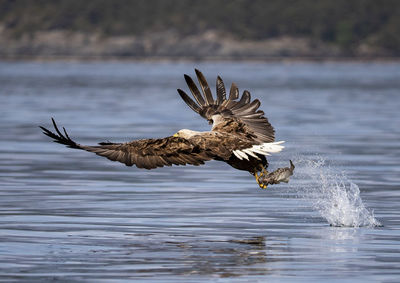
[173,133,178,137]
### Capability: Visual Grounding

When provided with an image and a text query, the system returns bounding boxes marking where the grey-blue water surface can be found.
[0,61,399,282]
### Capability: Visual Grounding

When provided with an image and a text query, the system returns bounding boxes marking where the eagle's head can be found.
[173,129,201,139]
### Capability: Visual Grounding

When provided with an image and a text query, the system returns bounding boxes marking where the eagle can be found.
[40,69,293,189]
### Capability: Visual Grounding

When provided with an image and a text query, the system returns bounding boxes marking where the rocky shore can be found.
[0,28,392,60]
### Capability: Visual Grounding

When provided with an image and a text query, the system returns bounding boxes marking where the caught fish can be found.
[259,160,295,187]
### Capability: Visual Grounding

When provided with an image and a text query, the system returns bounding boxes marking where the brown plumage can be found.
[178,69,275,144]
[40,69,289,188]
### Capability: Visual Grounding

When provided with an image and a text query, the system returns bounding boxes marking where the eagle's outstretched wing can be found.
[177,69,275,144]
[40,118,213,170]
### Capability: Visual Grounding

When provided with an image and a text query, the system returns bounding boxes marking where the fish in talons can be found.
[258,160,295,188]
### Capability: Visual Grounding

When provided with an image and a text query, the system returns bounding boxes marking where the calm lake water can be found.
[0,61,399,282]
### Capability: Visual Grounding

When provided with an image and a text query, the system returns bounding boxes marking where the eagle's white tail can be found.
[233,141,285,160]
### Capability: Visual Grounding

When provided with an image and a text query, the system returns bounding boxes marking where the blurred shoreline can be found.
[1,55,399,63]
[1,30,398,63]
[2,1,399,63]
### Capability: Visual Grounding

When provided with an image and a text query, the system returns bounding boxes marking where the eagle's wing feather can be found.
[216,76,226,104]
[40,119,213,170]
[195,69,214,105]
[178,69,275,143]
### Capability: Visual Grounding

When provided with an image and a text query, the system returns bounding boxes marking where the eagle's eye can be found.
[208,119,213,125]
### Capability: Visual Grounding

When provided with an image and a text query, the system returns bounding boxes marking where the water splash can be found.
[290,156,381,227]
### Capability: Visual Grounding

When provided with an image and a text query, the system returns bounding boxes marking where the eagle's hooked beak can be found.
[173,133,179,137]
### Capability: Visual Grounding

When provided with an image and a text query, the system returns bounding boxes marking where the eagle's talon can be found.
[257,182,267,189]
[254,170,268,189]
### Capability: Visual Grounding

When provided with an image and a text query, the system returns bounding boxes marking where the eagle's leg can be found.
[261,165,268,176]
[253,170,267,189]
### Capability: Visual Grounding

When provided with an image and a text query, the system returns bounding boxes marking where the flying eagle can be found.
[40,69,293,189]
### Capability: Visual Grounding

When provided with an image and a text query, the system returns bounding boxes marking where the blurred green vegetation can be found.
[1,0,399,53]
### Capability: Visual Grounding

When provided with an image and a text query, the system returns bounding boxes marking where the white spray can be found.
[288,155,381,227]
